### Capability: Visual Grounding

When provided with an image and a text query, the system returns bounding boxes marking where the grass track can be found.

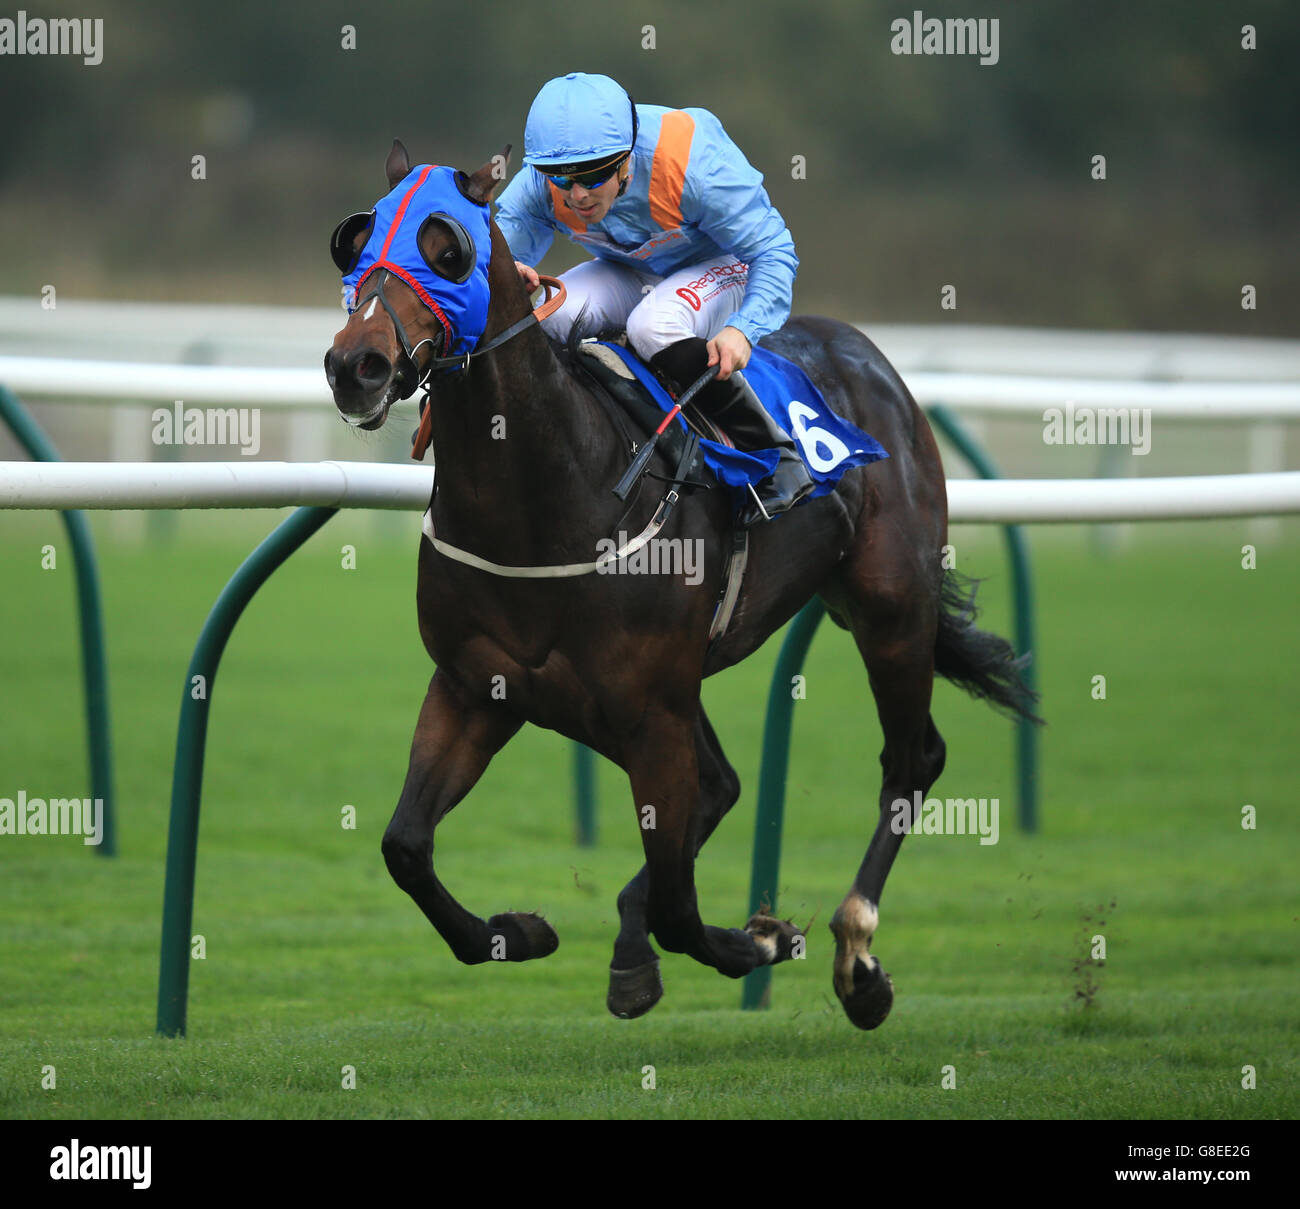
[0,514,1296,1119]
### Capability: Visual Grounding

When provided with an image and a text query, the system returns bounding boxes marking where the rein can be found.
[409,274,566,462]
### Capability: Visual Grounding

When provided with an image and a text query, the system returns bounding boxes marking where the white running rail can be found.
[2,461,1299,523]
[3,354,1300,419]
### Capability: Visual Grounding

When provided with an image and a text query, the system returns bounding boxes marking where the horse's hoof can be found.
[486,912,559,961]
[744,913,804,964]
[607,959,664,1019]
[835,956,894,1031]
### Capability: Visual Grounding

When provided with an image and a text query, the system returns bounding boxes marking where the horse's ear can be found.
[386,139,411,189]
[464,144,512,205]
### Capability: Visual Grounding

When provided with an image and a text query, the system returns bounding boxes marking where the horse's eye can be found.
[441,248,458,263]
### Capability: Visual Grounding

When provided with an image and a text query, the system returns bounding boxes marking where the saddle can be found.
[573,338,729,480]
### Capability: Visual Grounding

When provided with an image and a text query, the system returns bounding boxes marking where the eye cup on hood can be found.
[418,212,477,285]
[330,210,376,274]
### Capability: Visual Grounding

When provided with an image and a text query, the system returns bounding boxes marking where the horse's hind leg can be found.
[610,706,789,1017]
[382,670,559,965]
[827,551,948,1030]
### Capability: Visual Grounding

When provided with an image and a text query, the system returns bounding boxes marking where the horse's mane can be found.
[543,299,627,379]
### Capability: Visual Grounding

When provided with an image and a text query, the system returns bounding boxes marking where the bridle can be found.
[349,268,449,400]
[359,267,568,388]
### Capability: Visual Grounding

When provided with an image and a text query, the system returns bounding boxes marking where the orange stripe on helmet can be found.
[648,110,695,230]
[548,181,588,233]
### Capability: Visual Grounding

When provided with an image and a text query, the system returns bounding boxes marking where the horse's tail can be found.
[934,570,1043,724]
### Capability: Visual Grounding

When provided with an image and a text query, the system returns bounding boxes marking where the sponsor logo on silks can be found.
[686,263,747,289]
[568,229,687,265]
[50,1140,151,1189]
[627,230,686,259]
[676,287,701,311]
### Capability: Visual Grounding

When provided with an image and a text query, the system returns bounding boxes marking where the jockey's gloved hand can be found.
[515,261,540,292]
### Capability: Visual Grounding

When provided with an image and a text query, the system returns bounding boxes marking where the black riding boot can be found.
[649,338,814,526]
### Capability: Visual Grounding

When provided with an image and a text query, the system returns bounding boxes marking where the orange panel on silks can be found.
[647,110,695,230]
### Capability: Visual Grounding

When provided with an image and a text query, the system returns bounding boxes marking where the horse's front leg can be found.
[608,706,800,1017]
[627,710,800,981]
[382,670,558,964]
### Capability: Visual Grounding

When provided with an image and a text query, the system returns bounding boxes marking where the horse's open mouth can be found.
[332,387,392,428]
[357,404,389,431]
[338,396,391,431]
[326,343,401,431]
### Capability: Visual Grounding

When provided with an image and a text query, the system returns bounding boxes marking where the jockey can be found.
[495,71,813,524]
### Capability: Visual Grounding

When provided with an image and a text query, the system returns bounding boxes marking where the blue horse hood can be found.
[342,164,493,360]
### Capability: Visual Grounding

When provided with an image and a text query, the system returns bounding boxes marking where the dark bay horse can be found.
[325,142,1038,1030]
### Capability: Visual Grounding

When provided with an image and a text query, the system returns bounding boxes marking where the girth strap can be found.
[423,488,675,578]
[708,528,749,645]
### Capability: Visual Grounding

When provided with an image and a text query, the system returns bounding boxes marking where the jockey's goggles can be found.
[538,154,629,192]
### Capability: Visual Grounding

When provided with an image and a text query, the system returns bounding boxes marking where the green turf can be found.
[0,513,1296,1119]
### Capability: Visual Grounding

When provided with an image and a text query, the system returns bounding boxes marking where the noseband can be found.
[351,269,442,399]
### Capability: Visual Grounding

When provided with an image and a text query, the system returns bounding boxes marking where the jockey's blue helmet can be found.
[523,72,639,176]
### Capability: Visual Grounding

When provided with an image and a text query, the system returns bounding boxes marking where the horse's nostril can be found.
[358,353,388,382]
[352,350,391,388]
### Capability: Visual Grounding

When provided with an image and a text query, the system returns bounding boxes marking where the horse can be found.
[324,140,1039,1030]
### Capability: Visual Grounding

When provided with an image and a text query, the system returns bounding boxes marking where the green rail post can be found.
[0,384,117,856]
[741,598,826,1010]
[574,744,597,847]
[156,505,337,1038]
[926,403,1039,834]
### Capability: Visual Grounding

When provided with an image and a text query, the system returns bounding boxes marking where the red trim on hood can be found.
[354,260,454,352]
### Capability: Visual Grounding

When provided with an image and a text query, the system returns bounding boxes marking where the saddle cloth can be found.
[582,340,889,499]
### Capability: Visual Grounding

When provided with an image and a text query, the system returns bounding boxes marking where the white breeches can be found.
[539,255,750,361]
